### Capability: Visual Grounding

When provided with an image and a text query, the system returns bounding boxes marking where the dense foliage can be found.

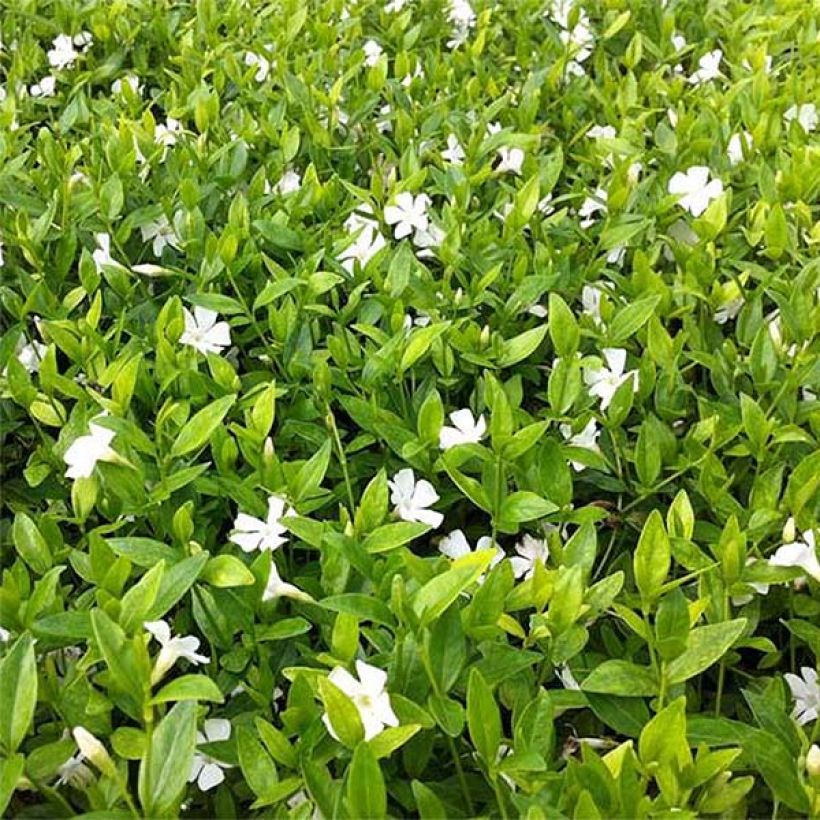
[1,0,819,816]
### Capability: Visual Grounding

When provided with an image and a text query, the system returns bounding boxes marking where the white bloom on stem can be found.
[559,418,601,471]
[323,660,399,742]
[538,194,555,215]
[16,338,48,374]
[230,495,294,553]
[73,32,93,50]
[262,561,312,602]
[384,192,430,239]
[714,296,744,325]
[180,306,231,356]
[413,222,445,258]
[587,124,616,140]
[244,51,270,81]
[769,527,820,583]
[363,39,383,67]
[55,754,94,788]
[627,161,643,185]
[64,417,117,479]
[72,728,113,775]
[112,74,142,95]
[30,75,56,97]
[274,168,301,195]
[688,49,722,85]
[439,408,487,450]
[403,310,431,329]
[671,33,687,51]
[511,534,549,580]
[190,719,233,791]
[92,232,124,273]
[785,667,820,725]
[385,0,409,11]
[145,619,209,684]
[731,558,771,606]
[439,530,504,583]
[584,348,638,410]
[140,215,180,256]
[154,117,182,147]
[727,131,752,165]
[441,134,466,165]
[582,282,605,323]
[578,188,607,228]
[497,146,524,175]
[47,35,79,69]
[556,664,581,690]
[446,0,475,48]
[668,166,723,217]
[339,206,386,273]
[784,103,818,133]
[401,64,424,86]
[388,468,443,528]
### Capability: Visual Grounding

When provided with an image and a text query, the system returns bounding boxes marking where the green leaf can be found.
[633,510,670,606]
[363,521,431,553]
[150,675,224,705]
[580,660,659,697]
[319,677,364,748]
[368,724,421,759]
[237,725,277,799]
[412,780,448,820]
[170,394,237,458]
[121,562,165,633]
[497,325,548,368]
[346,742,386,819]
[0,634,37,754]
[320,594,395,627]
[609,295,661,343]
[12,513,52,574]
[0,754,24,816]
[498,491,557,525]
[400,323,450,372]
[666,619,747,684]
[548,293,579,357]
[467,668,501,766]
[201,555,256,587]
[138,701,197,818]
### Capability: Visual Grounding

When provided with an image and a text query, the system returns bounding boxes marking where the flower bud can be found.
[72,727,116,778]
[479,324,490,349]
[807,744,820,777]
[783,516,796,544]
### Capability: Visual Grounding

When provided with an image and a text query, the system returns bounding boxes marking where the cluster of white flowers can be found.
[545,0,593,76]
[244,50,271,82]
[668,166,723,217]
[47,32,92,70]
[446,0,476,49]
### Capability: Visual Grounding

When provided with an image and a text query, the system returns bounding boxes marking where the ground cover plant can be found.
[0,0,819,816]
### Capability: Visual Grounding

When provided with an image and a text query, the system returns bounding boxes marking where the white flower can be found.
[446,0,475,47]
[587,124,616,140]
[671,33,687,51]
[714,296,744,325]
[16,338,48,374]
[385,0,409,11]
[606,245,626,265]
[230,495,293,553]
[688,49,722,85]
[73,32,93,50]
[140,215,180,256]
[112,74,142,95]
[538,194,555,215]
[413,222,445,258]
[323,660,399,742]
[731,558,771,606]
[668,166,723,217]
[262,561,312,602]
[244,51,270,82]
[584,348,638,410]
[388,468,444,528]
[510,534,548,580]
[55,754,94,788]
[559,418,601,471]
[556,664,581,690]
[384,192,430,239]
[439,530,504,584]
[770,528,820,583]
[179,306,231,356]
[339,205,387,273]
[627,161,643,185]
[578,188,607,228]
[439,408,487,450]
[441,134,466,165]
[92,233,123,273]
[401,65,424,86]
[497,146,524,175]
[727,131,752,165]
[30,75,56,97]
[403,311,431,329]
[144,619,209,684]
[47,35,79,69]
[784,103,818,134]
[190,719,233,791]
[785,667,820,725]
[274,168,301,195]
[363,39,383,67]
[155,117,182,147]
[71,728,113,774]
[64,418,117,479]
[376,103,392,134]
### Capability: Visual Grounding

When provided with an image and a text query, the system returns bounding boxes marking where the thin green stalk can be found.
[326,406,356,514]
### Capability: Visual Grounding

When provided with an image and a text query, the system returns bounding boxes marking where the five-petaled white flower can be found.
[48,34,86,70]
[578,188,608,228]
[231,495,293,553]
[559,418,601,471]
[323,660,399,742]
[384,192,430,239]
[510,534,549,580]
[274,168,301,195]
[244,51,270,82]
[15,337,48,374]
[144,619,210,684]
[441,134,466,165]
[413,222,445,258]
[668,166,723,217]
[339,205,387,273]
[262,561,312,602]
[587,124,616,140]
[769,527,820,583]
[363,39,383,67]
[190,719,233,791]
[155,117,182,147]
[688,49,722,85]
[584,348,638,410]
[497,146,524,175]
[439,530,504,583]
[727,131,752,165]
[140,215,180,256]
[439,408,487,450]
[785,667,820,725]
[388,468,444,528]
[784,103,818,134]
[64,417,117,479]
[180,306,231,356]
[30,75,56,97]
[92,233,124,273]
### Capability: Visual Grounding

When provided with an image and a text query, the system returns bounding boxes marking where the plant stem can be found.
[447,735,475,816]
